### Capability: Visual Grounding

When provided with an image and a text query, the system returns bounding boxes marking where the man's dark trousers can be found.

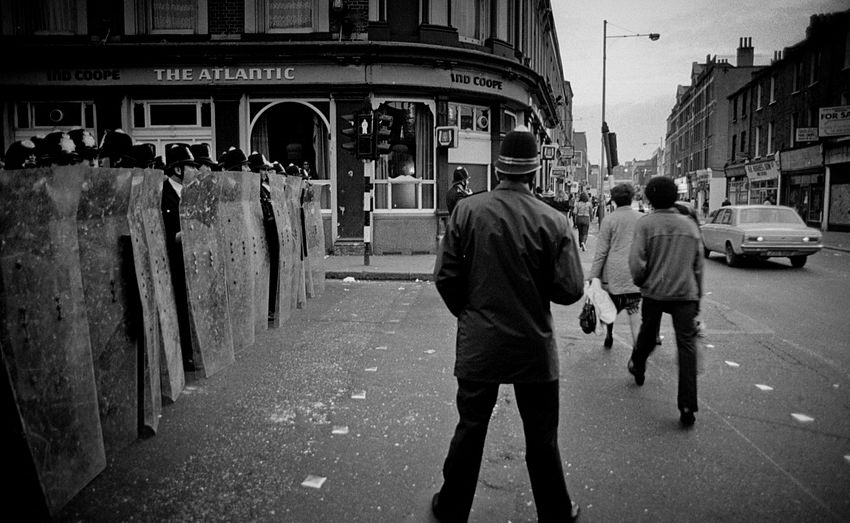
[632,298,699,412]
[437,379,572,521]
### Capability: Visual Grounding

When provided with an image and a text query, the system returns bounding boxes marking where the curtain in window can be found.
[31,0,76,33]
[415,105,433,181]
[452,0,481,39]
[269,0,312,30]
[251,116,271,161]
[312,114,327,180]
[152,0,195,31]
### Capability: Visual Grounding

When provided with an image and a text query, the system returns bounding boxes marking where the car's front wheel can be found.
[789,255,807,268]
[725,243,741,267]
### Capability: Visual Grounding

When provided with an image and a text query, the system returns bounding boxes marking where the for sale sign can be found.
[819,106,850,137]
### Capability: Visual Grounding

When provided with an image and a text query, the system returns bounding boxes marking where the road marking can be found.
[351,391,366,400]
[705,344,715,348]
[332,426,349,435]
[791,413,814,423]
[755,384,773,391]
[424,349,436,354]
[725,361,740,367]
[301,475,327,489]
[375,345,387,351]
[365,367,378,372]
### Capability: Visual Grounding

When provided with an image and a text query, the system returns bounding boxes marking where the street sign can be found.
[796,128,818,142]
[559,146,574,159]
[551,166,567,178]
[541,144,557,160]
[435,126,458,148]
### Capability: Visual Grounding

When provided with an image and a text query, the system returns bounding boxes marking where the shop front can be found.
[2,61,541,254]
[744,153,779,205]
[724,163,748,204]
[781,144,824,227]
[825,141,850,232]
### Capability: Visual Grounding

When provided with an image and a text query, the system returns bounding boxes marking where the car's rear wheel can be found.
[724,243,741,267]
[789,255,807,268]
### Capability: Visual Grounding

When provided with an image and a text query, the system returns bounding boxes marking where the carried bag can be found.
[586,279,617,325]
[579,298,597,334]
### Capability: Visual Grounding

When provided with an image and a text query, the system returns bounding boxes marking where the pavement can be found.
[324,227,850,282]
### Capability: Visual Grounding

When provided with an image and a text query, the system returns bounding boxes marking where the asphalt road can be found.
[58,244,850,522]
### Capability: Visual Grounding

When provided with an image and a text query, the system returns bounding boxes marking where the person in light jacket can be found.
[432,127,584,522]
[588,183,642,350]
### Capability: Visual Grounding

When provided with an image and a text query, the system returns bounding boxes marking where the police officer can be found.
[446,166,472,214]
[161,143,201,371]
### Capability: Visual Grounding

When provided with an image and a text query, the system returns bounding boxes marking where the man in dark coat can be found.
[445,166,472,214]
[432,127,584,522]
[161,143,201,371]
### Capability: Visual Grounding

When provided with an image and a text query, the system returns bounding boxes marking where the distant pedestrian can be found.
[432,126,584,522]
[574,192,592,251]
[589,183,642,350]
[628,176,703,427]
[446,166,472,215]
[701,199,709,218]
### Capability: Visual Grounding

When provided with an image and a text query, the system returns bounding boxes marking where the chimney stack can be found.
[737,36,754,67]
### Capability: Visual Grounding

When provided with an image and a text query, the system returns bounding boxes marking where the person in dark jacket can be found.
[161,143,201,371]
[628,176,703,427]
[432,126,584,522]
[446,166,472,214]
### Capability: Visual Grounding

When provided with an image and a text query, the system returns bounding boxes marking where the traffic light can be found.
[355,112,375,160]
[606,132,619,168]
[375,111,394,156]
[340,113,357,156]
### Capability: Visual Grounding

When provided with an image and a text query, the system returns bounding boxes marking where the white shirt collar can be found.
[168,177,183,198]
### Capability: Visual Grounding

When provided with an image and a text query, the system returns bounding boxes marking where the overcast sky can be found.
[553,0,848,167]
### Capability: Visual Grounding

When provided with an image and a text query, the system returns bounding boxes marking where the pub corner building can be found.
[0,0,574,255]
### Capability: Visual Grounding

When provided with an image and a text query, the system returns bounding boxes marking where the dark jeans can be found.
[575,215,590,244]
[631,298,699,412]
[437,379,572,522]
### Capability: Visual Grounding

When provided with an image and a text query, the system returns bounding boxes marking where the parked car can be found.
[700,205,822,268]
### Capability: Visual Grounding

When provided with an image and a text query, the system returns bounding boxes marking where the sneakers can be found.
[680,409,696,427]
[603,335,613,349]
[627,358,645,386]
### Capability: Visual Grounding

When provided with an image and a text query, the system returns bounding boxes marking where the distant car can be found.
[700,205,822,268]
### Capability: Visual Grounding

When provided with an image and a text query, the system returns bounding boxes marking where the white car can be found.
[700,205,822,268]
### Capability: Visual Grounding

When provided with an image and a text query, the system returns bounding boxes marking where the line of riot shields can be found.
[0,165,325,518]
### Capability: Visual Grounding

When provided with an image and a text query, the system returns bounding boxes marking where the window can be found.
[452,0,487,43]
[14,101,94,130]
[769,76,776,103]
[741,91,747,118]
[793,60,805,92]
[2,0,87,35]
[790,113,797,147]
[754,126,761,158]
[502,110,517,134]
[245,0,328,33]
[125,0,208,35]
[373,102,435,211]
[731,136,737,161]
[368,0,386,22]
[845,33,850,69]
[132,101,212,127]
[809,50,820,85]
[756,83,763,110]
[495,0,514,44]
[767,122,774,155]
[427,0,448,25]
[732,97,738,122]
[447,103,490,134]
[740,131,746,154]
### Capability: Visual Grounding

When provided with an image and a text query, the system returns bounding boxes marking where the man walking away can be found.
[433,126,584,522]
[588,183,642,350]
[627,176,703,427]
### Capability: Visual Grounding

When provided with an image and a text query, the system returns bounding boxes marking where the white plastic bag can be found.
[585,279,617,328]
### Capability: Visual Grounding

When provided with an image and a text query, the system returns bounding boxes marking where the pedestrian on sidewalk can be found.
[627,176,703,427]
[433,126,584,522]
[574,192,592,251]
[446,166,472,215]
[588,183,642,350]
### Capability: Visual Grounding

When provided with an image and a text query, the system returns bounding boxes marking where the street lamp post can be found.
[600,20,660,223]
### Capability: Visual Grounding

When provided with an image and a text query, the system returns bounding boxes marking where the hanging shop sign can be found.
[795,127,819,142]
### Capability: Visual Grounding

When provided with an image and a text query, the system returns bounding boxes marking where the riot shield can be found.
[76,166,144,451]
[284,176,307,310]
[302,186,326,298]
[0,166,105,516]
[250,178,271,334]
[180,172,235,377]
[218,171,256,353]
[267,175,294,326]
[134,170,184,404]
